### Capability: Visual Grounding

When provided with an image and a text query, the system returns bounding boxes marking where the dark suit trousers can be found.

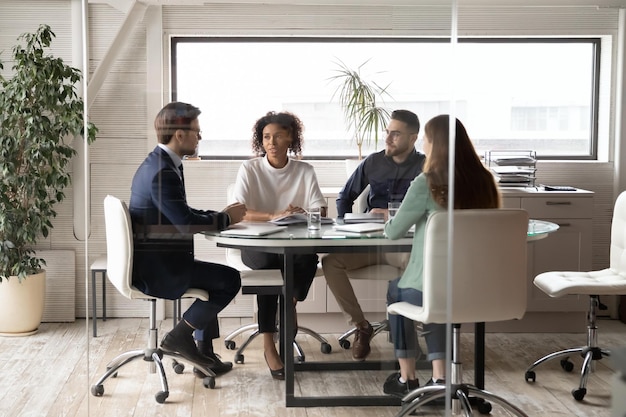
[241,250,318,333]
[133,255,241,341]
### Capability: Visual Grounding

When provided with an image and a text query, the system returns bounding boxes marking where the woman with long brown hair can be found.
[382,114,500,397]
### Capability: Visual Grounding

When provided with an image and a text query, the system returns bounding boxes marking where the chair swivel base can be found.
[224,324,331,364]
[525,345,609,401]
[397,383,528,417]
[524,295,610,402]
[395,323,527,417]
[90,347,216,403]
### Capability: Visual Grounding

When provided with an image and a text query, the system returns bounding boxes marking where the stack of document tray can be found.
[485,150,537,188]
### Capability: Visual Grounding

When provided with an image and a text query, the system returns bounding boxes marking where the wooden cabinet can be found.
[501,188,593,312]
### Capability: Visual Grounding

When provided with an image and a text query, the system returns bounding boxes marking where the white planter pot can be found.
[0,271,46,336]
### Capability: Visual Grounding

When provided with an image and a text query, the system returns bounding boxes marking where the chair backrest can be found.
[224,184,247,269]
[423,209,529,324]
[354,184,370,213]
[611,191,626,272]
[103,195,135,300]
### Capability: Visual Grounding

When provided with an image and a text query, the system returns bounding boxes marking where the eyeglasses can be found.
[185,128,202,137]
[385,130,407,140]
[385,130,417,141]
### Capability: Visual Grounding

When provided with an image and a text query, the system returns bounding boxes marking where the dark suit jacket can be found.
[129,146,229,298]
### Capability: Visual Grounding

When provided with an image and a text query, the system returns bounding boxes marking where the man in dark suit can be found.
[129,101,246,376]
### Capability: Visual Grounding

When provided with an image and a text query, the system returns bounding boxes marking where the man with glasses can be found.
[129,101,247,377]
[322,109,424,361]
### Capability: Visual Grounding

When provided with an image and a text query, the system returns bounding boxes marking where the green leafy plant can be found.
[0,24,97,281]
[329,58,392,159]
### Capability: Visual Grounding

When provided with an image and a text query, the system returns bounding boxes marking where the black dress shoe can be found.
[160,331,216,368]
[383,372,419,398]
[264,352,285,381]
[193,352,233,377]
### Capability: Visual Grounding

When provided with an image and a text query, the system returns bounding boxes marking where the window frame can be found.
[171,36,601,161]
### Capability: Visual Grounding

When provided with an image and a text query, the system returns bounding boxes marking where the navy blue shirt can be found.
[336,149,426,218]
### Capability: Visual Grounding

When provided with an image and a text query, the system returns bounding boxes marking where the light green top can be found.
[384,173,441,291]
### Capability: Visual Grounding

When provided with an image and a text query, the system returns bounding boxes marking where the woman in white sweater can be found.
[231,111,327,380]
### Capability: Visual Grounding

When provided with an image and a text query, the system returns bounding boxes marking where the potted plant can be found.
[0,24,97,335]
[329,58,392,160]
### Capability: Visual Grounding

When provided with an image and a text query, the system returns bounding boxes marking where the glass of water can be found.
[307,207,321,230]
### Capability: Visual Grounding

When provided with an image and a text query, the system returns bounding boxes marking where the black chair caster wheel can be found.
[321,342,332,354]
[225,340,236,350]
[524,370,536,382]
[339,339,351,349]
[172,360,185,374]
[155,391,168,403]
[204,376,216,389]
[235,353,244,364]
[572,387,586,401]
[91,384,104,397]
[477,400,492,414]
[560,358,574,372]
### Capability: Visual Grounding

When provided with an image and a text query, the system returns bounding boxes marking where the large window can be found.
[172,38,599,160]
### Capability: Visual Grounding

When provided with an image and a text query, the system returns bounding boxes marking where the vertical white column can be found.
[146,5,167,320]
[614,9,626,200]
[72,0,89,242]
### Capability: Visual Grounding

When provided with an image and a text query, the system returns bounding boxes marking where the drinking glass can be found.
[307,207,321,230]
[388,201,401,219]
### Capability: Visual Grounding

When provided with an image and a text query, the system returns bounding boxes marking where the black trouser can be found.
[241,250,319,333]
[133,255,241,341]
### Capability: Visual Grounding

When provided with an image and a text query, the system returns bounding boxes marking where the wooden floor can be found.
[0,317,623,417]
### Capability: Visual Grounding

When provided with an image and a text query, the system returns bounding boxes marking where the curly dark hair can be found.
[251,111,304,157]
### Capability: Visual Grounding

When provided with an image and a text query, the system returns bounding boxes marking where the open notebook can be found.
[221,223,287,236]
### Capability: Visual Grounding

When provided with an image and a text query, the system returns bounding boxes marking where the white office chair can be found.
[525,190,626,402]
[387,209,529,417]
[90,195,216,404]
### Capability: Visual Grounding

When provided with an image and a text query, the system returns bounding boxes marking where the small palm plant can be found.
[330,59,392,159]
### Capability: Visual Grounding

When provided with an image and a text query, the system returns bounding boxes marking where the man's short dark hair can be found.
[391,109,420,134]
[154,102,202,144]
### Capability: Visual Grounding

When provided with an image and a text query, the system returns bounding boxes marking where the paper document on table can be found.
[333,222,385,233]
[221,223,287,236]
[269,213,333,226]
